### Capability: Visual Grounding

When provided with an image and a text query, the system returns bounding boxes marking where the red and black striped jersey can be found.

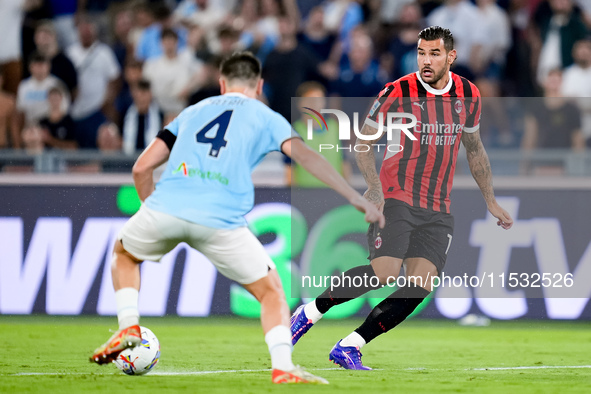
[365,71,481,213]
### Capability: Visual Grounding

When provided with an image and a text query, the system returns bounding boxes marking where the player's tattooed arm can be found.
[356,123,385,212]
[462,130,494,203]
[462,130,513,229]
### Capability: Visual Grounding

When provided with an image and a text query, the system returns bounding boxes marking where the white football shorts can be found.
[118,205,276,285]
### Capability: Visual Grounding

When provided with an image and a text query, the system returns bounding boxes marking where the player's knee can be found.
[243,275,280,303]
[266,269,286,301]
[260,277,285,301]
[267,285,286,305]
[374,268,400,285]
[371,258,403,285]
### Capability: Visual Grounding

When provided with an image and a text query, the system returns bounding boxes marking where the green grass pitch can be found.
[1,316,590,393]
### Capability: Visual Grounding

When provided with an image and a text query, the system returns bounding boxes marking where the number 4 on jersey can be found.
[196,110,233,158]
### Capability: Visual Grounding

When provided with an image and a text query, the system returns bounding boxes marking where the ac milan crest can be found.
[454,99,463,114]
[375,235,382,249]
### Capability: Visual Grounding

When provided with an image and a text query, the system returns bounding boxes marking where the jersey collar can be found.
[415,71,453,95]
[224,92,249,98]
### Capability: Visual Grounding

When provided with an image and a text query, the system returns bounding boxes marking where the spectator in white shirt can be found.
[16,52,69,136]
[174,0,228,31]
[67,16,120,148]
[143,28,200,117]
[562,39,591,96]
[427,0,481,79]
[471,0,512,80]
[562,39,591,145]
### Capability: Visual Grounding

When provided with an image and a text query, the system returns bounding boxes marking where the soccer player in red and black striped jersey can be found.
[290,26,514,370]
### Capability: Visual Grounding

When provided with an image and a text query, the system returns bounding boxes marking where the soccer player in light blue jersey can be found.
[90,51,384,384]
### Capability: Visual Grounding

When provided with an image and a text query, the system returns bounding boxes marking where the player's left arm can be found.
[462,130,513,229]
[282,137,385,228]
[132,138,171,202]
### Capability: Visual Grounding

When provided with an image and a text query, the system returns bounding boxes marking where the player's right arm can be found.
[282,138,385,228]
[355,123,386,212]
[356,82,395,212]
[132,138,171,201]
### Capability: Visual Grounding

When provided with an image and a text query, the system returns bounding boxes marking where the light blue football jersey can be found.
[145,93,293,229]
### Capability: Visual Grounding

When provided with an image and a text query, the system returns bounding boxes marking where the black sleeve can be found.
[64,116,76,141]
[65,57,78,93]
[53,54,78,94]
[303,46,322,82]
[156,129,176,151]
[38,117,49,129]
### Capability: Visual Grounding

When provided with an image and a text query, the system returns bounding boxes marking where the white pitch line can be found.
[8,373,91,376]
[5,365,590,377]
[470,365,591,371]
[6,368,341,377]
[150,369,269,376]
[149,368,344,376]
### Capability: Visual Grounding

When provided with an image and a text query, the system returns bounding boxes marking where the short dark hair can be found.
[152,3,172,21]
[296,81,326,97]
[220,51,261,85]
[218,26,239,40]
[418,26,454,52]
[134,79,151,91]
[29,51,49,65]
[161,27,178,41]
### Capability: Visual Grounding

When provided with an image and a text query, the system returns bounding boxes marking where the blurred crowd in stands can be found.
[0,0,590,166]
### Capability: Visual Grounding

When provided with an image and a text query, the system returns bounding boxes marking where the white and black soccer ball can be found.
[114,326,160,375]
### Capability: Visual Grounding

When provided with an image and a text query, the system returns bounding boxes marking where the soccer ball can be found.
[114,326,160,375]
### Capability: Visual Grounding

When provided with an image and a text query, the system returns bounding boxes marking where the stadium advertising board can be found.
[0,186,590,320]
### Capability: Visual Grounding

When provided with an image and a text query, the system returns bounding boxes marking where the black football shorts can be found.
[367,199,454,275]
